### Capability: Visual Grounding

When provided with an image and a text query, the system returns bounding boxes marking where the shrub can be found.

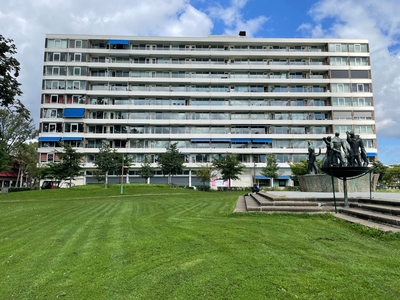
[8,187,32,193]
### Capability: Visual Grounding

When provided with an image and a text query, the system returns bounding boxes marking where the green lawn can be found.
[1,185,400,299]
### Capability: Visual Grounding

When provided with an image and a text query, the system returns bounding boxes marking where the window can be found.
[332,97,350,106]
[353,97,371,106]
[331,83,350,93]
[334,125,353,134]
[350,57,368,66]
[75,40,82,48]
[354,125,373,134]
[276,154,290,163]
[330,57,347,65]
[53,53,60,61]
[329,43,347,52]
[73,67,81,76]
[47,39,67,48]
[352,83,370,92]
[348,44,367,52]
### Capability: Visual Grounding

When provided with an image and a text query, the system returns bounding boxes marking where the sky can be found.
[1,0,400,164]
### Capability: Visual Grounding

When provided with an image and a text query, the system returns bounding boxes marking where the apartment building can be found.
[38,33,377,187]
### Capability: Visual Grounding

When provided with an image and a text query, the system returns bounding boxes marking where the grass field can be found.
[1,185,400,299]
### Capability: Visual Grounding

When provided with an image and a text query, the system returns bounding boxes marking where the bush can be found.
[196,185,210,191]
[8,187,32,193]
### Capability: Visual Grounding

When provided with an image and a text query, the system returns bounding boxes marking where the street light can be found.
[120,153,125,195]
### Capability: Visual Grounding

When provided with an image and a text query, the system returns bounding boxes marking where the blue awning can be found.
[232,138,251,143]
[366,152,377,157]
[62,137,83,141]
[108,39,129,45]
[191,138,210,142]
[39,137,61,142]
[252,138,272,143]
[212,138,231,142]
[64,108,85,118]
[255,175,290,179]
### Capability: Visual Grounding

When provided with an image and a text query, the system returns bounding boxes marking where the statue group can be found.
[307,131,368,174]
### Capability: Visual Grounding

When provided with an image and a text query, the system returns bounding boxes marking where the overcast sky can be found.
[2,0,400,164]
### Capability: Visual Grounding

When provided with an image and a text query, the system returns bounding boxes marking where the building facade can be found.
[38,33,377,187]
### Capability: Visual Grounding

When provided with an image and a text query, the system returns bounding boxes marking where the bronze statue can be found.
[307,142,321,174]
[346,131,367,166]
[331,132,348,167]
[322,136,333,167]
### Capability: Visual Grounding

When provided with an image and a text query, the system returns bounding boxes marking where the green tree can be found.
[0,140,12,172]
[383,165,400,186]
[372,160,387,186]
[140,157,155,184]
[158,142,184,186]
[195,164,217,191]
[45,144,84,187]
[289,159,308,186]
[261,154,280,187]
[94,141,121,188]
[0,35,29,117]
[14,142,39,188]
[92,170,106,184]
[0,109,37,155]
[212,154,245,192]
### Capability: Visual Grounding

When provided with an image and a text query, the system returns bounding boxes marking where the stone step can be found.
[357,198,400,207]
[334,213,400,233]
[257,206,334,213]
[349,203,400,216]
[339,207,400,227]
[249,193,273,206]
[272,201,335,207]
[244,195,262,211]
[234,196,247,212]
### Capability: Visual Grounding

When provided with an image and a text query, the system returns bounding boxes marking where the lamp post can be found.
[120,153,125,195]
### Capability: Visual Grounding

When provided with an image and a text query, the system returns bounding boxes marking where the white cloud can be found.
[298,0,400,145]
[207,0,268,37]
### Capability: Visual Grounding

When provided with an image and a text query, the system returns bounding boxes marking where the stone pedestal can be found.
[298,173,379,192]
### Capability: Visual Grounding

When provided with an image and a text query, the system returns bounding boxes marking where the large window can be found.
[353,97,371,106]
[331,84,350,93]
[332,97,351,106]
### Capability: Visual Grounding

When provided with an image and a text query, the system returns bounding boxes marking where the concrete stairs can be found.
[338,198,400,232]
[243,192,336,213]
[235,192,400,232]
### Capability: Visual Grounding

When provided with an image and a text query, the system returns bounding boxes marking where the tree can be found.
[45,144,84,186]
[212,154,245,192]
[92,170,106,184]
[289,159,308,186]
[0,140,11,172]
[14,142,40,188]
[195,164,217,191]
[0,109,37,155]
[261,154,280,188]
[140,157,155,184]
[382,165,400,186]
[94,141,121,188]
[158,142,184,186]
[372,160,387,186]
[0,35,29,118]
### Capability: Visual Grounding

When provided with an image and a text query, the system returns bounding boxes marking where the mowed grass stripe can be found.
[1,186,400,299]
[1,200,121,298]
